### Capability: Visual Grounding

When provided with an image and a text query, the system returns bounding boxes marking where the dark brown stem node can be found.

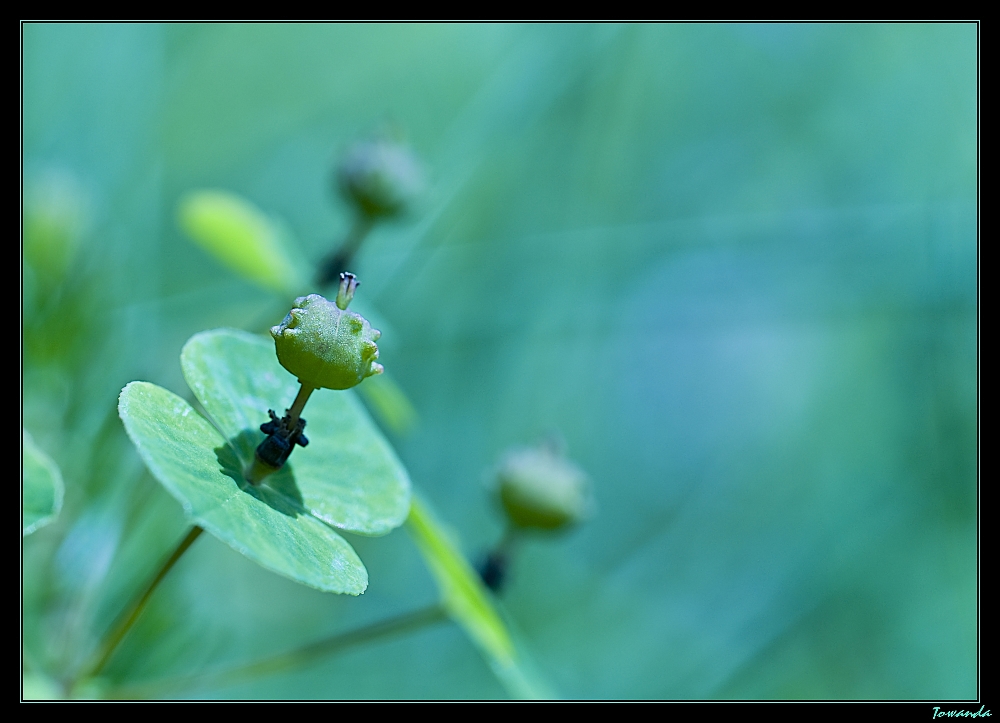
[249,383,315,484]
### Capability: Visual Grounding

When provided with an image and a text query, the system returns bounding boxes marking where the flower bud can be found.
[270,292,383,390]
[337,137,424,219]
[496,445,591,531]
[24,170,87,290]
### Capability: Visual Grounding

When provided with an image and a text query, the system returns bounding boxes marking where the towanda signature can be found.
[933,707,991,718]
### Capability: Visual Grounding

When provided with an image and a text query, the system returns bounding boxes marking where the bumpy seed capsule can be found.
[337,137,424,220]
[270,282,383,391]
[497,446,591,531]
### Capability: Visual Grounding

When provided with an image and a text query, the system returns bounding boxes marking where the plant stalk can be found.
[82,526,204,681]
[111,603,448,698]
[286,383,315,429]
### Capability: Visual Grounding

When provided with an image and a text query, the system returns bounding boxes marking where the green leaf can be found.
[22,429,64,536]
[180,328,411,536]
[356,372,419,436]
[177,190,304,296]
[118,381,367,595]
[407,495,551,699]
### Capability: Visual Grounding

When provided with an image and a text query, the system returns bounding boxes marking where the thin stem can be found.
[111,603,448,698]
[287,383,316,428]
[83,526,204,680]
[317,215,374,287]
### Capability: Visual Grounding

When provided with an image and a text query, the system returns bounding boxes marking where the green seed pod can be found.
[497,445,591,531]
[337,137,424,220]
[270,281,383,390]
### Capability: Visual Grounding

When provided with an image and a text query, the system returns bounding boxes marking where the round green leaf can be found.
[118,381,367,595]
[22,429,64,536]
[180,329,411,536]
[177,190,304,296]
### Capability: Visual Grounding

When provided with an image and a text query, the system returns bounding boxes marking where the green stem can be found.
[287,383,315,429]
[83,526,204,680]
[111,603,448,698]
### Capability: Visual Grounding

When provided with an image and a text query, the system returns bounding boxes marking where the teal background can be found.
[22,23,977,699]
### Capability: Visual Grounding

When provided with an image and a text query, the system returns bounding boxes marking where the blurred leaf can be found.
[22,671,64,701]
[407,495,551,699]
[22,429,64,536]
[180,329,411,535]
[177,190,305,296]
[118,381,367,595]
[356,372,419,436]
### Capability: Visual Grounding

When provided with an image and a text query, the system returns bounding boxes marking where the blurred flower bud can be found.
[271,288,383,390]
[23,170,87,290]
[337,136,424,220]
[496,444,591,531]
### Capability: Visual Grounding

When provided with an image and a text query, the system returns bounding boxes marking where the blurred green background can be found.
[21,23,977,699]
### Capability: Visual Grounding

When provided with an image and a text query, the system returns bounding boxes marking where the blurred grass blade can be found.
[356,372,419,436]
[177,190,304,296]
[23,429,64,536]
[406,494,552,699]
